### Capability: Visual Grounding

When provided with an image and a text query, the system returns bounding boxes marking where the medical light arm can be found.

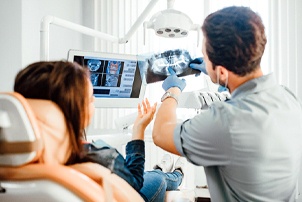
[40,16,118,61]
[40,0,160,61]
[119,0,160,44]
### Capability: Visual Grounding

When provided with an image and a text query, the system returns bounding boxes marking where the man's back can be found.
[206,74,302,201]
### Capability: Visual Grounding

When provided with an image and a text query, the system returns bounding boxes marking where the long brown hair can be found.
[14,61,90,164]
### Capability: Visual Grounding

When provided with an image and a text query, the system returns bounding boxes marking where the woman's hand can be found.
[132,98,157,140]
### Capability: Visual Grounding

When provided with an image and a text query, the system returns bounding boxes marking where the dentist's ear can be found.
[216,65,229,83]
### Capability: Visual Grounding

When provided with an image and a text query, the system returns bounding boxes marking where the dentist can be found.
[152,6,302,202]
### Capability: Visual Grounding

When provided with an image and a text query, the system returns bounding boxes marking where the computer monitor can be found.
[67,49,146,108]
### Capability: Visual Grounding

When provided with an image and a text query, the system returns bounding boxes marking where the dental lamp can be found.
[40,0,200,61]
[143,0,200,44]
[145,9,198,38]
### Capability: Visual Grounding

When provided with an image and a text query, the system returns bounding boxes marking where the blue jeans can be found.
[140,169,183,202]
[83,139,183,202]
[83,139,145,191]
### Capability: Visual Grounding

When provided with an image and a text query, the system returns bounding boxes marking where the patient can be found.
[14,61,185,202]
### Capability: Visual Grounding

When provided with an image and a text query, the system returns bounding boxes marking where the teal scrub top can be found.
[174,73,302,202]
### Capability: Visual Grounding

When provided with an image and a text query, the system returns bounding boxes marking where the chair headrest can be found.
[0,92,71,166]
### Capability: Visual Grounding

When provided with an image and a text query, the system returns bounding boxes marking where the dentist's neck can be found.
[228,67,263,93]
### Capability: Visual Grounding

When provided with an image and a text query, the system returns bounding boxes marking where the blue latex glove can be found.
[189,57,207,76]
[190,57,229,93]
[162,67,186,91]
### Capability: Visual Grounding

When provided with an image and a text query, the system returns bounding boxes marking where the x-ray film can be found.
[138,49,200,84]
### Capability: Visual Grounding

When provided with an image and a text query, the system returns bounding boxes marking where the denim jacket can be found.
[82,139,145,192]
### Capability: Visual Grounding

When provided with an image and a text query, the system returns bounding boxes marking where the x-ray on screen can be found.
[67,49,146,108]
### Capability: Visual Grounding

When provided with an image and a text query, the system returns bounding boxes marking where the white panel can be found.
[124,1,131,54]
[23,0,83,63]
[295,0,302,100]
[279,0,288,86]
[106,0,113,53]
[287,0,297,93]
[0,0,83,91]
[112,0,119,53]
[83,0,96,50]
[98,0,107,52]
[266,0,302,100]
[118,0,125,54]
[0,0,22,92]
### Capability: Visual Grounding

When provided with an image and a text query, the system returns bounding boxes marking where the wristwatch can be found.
[161,91,178,103]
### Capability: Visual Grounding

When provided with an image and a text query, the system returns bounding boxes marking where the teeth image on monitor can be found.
[87,59,101,71]
[68,49,146,108]
[90,74,99,86]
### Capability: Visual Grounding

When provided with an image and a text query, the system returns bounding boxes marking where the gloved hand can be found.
[190,58,229,93]
[189,57,207,76]
[162,67,186,91]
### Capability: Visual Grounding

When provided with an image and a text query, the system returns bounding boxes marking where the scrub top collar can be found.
[231,73,276,99]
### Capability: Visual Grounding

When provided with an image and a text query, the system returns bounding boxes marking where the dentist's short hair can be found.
[202,6,267,76]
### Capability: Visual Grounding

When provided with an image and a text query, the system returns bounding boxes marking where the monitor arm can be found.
[40,0,160,61]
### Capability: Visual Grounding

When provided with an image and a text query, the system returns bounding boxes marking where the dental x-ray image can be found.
[105,61,121,87]
[138,49,200,84]
[88,59,102,71]
[87,59,103,86]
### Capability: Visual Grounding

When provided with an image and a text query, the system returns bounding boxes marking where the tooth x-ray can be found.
[105,61,121,87]
[138,49,199,84]
[87,59,103,86]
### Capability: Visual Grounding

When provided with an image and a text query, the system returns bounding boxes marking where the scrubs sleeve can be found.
[173,102,232,166]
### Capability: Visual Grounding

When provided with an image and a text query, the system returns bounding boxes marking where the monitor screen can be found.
[67,49,146,108]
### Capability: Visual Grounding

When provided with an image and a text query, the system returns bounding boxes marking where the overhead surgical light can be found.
[143,0,200,42]
[40,0,200,61]
[146,9,194,38]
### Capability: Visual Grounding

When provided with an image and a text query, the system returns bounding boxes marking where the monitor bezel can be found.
[67,49,146,108]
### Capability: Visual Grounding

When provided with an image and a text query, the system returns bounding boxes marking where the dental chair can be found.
[0,92,144,202]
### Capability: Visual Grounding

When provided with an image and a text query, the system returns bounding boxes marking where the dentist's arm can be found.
[152,68,186,155]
